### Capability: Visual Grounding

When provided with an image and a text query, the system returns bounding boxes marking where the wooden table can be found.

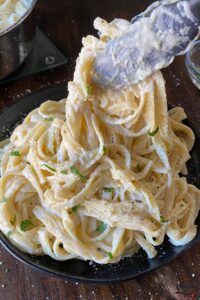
[0,0,200,299]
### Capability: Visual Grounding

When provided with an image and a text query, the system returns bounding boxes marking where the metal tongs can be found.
[93,0,200,89]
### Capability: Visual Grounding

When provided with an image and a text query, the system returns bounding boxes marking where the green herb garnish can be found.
[160,216,169,224]
[70,166,86,181]
[5,268,10,274]
[103,187,114,193]
[103,146,107,154]
[20,219,34,232]
[10,151,21,157]
[10,215,16,226]
[1,196,7,203]
[60,170,68,175]
[96,222,107,233]
[106,251,113,259]
[7,231,12,237]
[41,164,56,172]
[72,205,81,213]
[86,84,93,95]
[148,127,159,137]
[44,117,54,122]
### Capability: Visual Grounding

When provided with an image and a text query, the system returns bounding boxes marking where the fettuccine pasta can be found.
[0,18,200,264]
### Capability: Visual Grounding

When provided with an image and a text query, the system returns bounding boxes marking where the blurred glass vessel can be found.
[0,0,37,80]
[0,0,30,33]
[185,40,200,90]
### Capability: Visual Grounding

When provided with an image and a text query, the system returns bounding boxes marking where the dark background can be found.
[0,0,200,299]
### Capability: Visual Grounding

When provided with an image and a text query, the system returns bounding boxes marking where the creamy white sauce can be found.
[0,0,30,33]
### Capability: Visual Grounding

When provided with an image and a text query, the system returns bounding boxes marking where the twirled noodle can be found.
[0,18,200,264]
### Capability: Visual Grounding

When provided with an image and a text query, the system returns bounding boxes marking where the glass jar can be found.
[185,40,200,89]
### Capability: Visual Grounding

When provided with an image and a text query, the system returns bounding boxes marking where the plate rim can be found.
[0,231,198,284]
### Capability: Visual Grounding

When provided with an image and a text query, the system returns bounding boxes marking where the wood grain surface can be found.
[0,0,200,299]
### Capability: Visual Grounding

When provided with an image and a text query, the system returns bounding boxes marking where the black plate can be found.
[0,83,200,284]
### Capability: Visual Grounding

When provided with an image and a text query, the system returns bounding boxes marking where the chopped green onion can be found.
[10,215,16,226]
[72,205,81,213]
[1,196,7,203]
[44,117,54,122]
[86,84,93,95]
[103,187,114,193]
[7,231,12,237]
[103,146,107,154]
[10,151,21,157]
[5,268,10,274]
[160,216,169,224]
[60,170,68,175]
[20,219,34,232]
[96,222,107,233]
[103,146,107,155]
[70,166,86,181]
[41,164,56,172]
[106,251,113,259]
[148,127,159,137]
